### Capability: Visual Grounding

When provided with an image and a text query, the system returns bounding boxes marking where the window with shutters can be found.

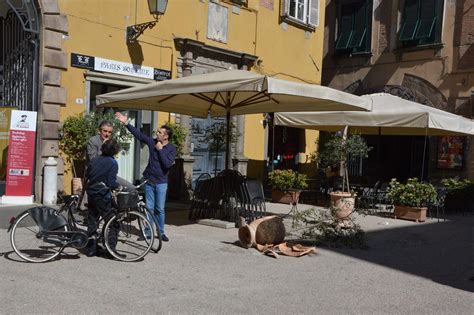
[335,0,371,54]
[281,0,320,30]
[399,0,443,46]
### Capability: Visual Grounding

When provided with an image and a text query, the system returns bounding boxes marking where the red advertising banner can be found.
[5,110,37,197]
[0,108,13,180]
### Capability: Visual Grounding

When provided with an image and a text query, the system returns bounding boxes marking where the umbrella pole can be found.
[225,112,231,170]
[421,127,428,181]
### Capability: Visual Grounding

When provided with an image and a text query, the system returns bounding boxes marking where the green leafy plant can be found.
[268,169,308,191]
[195,120,239,175]
[312,133,371,193]
[441,177,472,192]
[59,111,132,177]
[440,177,474,213]
[292,207,366,249]
[163,121,187,158]
[203,120,239,152]
[387,178,437,207]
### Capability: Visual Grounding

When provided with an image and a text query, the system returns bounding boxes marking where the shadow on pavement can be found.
[322,215,474,292]
[166,207,194,227]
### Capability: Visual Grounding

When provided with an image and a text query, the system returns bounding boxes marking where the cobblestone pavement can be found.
[0,202,472,314]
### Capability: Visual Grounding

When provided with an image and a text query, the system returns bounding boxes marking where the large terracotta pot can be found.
[72,178,83,195]
[271,189,300,204]
[394,205,427,223]
[330,191,355,219]
[238,215,285,248]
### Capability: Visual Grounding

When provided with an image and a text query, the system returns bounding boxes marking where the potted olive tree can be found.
[388,178,437,222]
[202,120,239,176]
[313,132,371,219]
[268,169,308,204]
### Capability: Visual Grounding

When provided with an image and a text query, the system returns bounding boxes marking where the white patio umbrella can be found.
[274,93,474,179]
[274,93,474,136]
[96,70,372,167]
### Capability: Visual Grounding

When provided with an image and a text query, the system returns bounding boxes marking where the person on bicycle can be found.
[85,139,121,257]
[115,112,176,242]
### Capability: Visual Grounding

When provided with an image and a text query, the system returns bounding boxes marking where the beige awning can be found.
[274,93,474,136]
[96,70,372,116]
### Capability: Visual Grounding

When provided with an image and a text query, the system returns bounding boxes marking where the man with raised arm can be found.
[115,112,176,242]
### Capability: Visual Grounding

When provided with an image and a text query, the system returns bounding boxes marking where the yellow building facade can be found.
[0,0,324,201]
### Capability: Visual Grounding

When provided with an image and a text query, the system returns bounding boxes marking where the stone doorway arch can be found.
[1,0,68,202]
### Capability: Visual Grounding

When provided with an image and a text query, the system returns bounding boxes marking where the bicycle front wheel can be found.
[10,211,67,263]
[137,205,162,253]
[104,210,154,262]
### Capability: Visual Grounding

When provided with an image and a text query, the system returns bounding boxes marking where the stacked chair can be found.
[188,170,266,223]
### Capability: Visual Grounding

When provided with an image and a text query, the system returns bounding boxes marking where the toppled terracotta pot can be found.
[238,215,285,249]
[238,216,316,258]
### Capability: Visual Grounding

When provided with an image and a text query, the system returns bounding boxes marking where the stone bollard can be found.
[43,157,58,205]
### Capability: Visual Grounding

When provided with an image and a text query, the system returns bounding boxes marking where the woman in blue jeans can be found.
[115,112,176,242]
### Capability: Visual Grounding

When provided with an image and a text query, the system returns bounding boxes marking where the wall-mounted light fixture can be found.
[126,0,168,44]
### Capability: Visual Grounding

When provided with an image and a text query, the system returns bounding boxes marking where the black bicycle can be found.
[130,180,163,253]
[8,187,155,263]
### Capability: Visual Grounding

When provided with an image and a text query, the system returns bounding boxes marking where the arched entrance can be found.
[1,0,40,110]
[0,0,40,196]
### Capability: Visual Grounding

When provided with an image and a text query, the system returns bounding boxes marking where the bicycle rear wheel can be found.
[10,211,67,263]
[103,210,154,262]
[137,205,162,253]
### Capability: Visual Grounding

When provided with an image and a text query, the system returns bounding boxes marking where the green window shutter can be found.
[348,2,368,49]
[399,0,420,41]
[336,5,354,50]
[336,15,353,50]
[415,0,437,40]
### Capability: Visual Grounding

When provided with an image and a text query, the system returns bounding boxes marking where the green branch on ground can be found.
[292,207,367,249]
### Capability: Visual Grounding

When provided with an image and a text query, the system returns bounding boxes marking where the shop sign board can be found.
[4,110,37,200]
[0,108,13,181]
[71,53,171,81]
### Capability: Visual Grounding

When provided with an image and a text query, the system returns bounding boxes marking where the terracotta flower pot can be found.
[330,191,355,219]
[394,205,427,223]
[72,178,83,195]
[271,189,300,204]
[238,215,285,248]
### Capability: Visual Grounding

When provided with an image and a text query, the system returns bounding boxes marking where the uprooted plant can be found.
[292,207,367,249]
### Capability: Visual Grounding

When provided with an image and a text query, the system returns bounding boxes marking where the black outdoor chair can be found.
[188,173,212,221]
[376,182,393,213]
[357,181,381,210]
[428,187,447,222]
[245,179,266,220]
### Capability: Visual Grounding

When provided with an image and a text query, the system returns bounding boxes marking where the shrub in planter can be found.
[441,178,474,213]
[388,178,437,222]
[268,169,308,203]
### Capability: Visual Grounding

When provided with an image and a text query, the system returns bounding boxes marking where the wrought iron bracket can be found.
[126,21,157,44]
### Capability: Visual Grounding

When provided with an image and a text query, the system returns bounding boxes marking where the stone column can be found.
[232,63,249,175]
[232,115,248,175]
[38,1,69,200]
[178,50,195,201]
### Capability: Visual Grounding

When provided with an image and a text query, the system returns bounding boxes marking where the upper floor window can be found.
[281,0,320,30]
[399,0,443,46]
[335,0,371,54]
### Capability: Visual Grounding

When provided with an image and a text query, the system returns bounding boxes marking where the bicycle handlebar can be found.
[114,180,149,193]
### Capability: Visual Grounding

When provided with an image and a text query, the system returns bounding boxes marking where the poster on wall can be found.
[3,110,37,202]
[0,108,13,180]
[437,136,464,169]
